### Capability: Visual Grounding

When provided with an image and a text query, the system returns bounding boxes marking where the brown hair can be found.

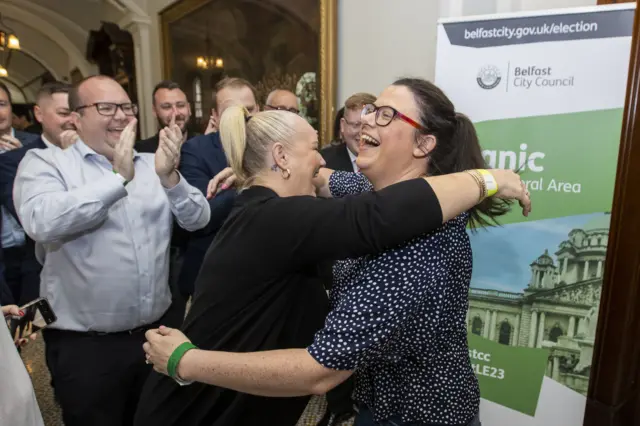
[212,77,257,112]
[392,77,511,229]
[344,92,376,111]
[36,81,71,104]
[219,106,298,189]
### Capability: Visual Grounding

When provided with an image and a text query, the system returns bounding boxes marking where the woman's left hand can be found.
[143,326,191,376]
[2,305,36,347]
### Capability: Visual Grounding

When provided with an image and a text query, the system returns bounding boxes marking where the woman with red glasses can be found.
[139,78,529,426]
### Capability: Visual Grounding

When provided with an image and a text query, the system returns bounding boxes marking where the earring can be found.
[281,168,291,180]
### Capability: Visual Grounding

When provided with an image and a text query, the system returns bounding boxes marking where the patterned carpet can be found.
[21,337,353,426]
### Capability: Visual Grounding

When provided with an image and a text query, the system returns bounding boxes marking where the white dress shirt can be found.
[40,134,56,149]
[347,147,359,172]
[13,139,211,332]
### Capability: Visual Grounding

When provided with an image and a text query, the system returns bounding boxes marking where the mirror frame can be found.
[160,0,338,146]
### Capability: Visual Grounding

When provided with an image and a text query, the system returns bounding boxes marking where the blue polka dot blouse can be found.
[307,171,480,425]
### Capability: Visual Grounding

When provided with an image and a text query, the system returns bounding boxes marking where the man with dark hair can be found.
[176,77,259,300]
[136,80,200,319]
[0,82,61,306]
[137,80,197,153]
[322,92,377,173]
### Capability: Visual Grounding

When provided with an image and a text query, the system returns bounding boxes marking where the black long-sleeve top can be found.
[134,177,443,426]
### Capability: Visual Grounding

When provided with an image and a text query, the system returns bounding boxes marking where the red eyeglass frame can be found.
[361,103,427,131]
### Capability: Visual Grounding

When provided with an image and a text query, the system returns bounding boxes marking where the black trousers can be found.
[3,246,41,305]
[0,274,14,305]
[42,305,182,426]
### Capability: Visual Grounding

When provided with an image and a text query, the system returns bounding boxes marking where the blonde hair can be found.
[219,105,298,189]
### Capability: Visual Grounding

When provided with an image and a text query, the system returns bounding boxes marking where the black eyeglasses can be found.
[264,104,299,115]
[361,103,427,131]
[75,102,139,117]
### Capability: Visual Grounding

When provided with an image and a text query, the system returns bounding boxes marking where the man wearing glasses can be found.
[13,75,211,426]
[321,92,376,173]
[263,88,300,114]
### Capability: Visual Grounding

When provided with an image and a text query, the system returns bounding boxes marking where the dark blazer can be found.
[0,208,13,305]
[0,137,47,220]
[321,143,355,172]
[176,132,236,297]
[13,130,39,148]
[0,136,46,305]
[136,131,200,154]
[134,179,443,426]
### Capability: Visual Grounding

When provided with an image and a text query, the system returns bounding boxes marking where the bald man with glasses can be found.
[13,75,211,426]
[264,89,300,114]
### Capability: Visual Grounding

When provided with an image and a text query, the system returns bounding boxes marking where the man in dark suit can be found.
[136,80,198,153]
[177,77,259,300]
[0,81,75,305]
[136,80,201,322]
[0,82,38,153]
[321,92,376,173]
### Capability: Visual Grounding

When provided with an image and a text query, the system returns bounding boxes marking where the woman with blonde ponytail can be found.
[217,106,251,187]
[137,99,531,426]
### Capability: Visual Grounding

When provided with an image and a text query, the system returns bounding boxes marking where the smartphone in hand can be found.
[6,297,57,342]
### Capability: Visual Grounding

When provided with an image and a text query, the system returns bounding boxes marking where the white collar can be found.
[41,134,56,149]
[346,146,357,163]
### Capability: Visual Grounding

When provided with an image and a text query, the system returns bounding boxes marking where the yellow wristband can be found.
[478,169,498,197]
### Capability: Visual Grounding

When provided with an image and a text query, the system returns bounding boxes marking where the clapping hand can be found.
[0,134,22,151]
[155,115,182,188]
[59,130,80,149]
[204,112,218,135]
[113,119,137,182]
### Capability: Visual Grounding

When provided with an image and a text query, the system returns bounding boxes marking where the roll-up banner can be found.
[435,4,634,425]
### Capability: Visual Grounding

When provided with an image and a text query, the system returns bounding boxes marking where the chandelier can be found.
[0,13,21,78]
[196,56,224,70]
[196,29,223,71]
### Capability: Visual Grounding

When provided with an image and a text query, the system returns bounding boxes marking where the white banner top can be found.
[435,4,635,123]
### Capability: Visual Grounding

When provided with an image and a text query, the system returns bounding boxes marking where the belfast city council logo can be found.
[477,65,502,90]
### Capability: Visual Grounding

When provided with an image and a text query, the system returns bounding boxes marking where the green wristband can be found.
[112,169,129,186]
[167,342,197,379]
